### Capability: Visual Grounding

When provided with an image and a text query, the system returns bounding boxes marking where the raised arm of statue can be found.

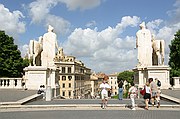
[55,39,58,50]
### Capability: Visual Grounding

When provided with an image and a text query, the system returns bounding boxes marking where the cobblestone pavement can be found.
[0,110,179,119]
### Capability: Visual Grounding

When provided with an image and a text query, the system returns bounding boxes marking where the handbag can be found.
[140,87,146,96]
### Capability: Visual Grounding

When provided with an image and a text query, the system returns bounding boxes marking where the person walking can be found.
[143,82,151,110]
[149,78,158,106]
[128,82,138,110]
[156,78,161,108]
[99,76,111,109]
[118,80,124,100]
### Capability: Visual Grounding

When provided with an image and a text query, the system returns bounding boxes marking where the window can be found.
[68,76,72,80]
[62,67,65,73]
[69,83,71,88]
[62,83,65,88]
[69,91,71,97]
[62,76,66,81]
[68,67,71,73]
[62,91,65,96]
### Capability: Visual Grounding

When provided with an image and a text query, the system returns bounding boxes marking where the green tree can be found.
[116,71,135,98]
[0,31,28,77]
[169,30,180,77]
[117,70,134,83]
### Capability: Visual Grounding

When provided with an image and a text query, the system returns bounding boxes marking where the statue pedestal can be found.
[173,77,180,89]
[24,66,60,98]
[133,65,171,89]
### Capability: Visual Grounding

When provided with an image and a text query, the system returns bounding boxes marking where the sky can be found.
[0,0,180,74]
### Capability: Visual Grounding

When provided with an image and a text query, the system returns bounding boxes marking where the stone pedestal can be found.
[24,66,60,98]
[133,65,171,89]
[173,77,180,89]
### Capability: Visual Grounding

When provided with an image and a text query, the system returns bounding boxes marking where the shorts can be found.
[152,91,157,97]
[101,93,108,100]
[144,93,151,99]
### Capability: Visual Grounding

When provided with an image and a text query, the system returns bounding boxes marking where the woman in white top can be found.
[143,82,151,110]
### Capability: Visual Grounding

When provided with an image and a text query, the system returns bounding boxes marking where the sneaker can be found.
[157,102,160,108]
[102,104,106,109]
[132,108,136,110]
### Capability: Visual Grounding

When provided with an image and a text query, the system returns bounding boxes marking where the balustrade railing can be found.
[0,78,24,89]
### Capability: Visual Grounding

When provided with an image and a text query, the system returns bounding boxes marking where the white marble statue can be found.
[152,34,165,65]
[28,36,43,66]
[136,22,152,67]
[41,25,58,67]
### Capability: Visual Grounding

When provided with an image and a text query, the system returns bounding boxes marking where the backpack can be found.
[157,80,161,87]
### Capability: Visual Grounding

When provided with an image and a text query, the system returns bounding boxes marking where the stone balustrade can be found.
[0,78,24,89]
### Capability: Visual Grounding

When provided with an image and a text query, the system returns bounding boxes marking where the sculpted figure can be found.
[41,25,58,67]
[28,36,43,66]
[54,47,65,62]
[136,22,152,67]
[152,34,165,65]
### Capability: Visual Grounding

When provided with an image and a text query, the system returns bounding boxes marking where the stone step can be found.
[0,94,42,105]
[161,94,180,104]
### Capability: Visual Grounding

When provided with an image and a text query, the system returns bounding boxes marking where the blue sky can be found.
[0,0,180,74]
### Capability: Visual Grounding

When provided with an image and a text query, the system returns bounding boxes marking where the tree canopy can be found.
[0,31,29,77]
[117,70,134,83]
[169,30,180,77]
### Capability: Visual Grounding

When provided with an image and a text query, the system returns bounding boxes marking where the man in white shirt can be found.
[128,83,138,110]
[99,76,111,109]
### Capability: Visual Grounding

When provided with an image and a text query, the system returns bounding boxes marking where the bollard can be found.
[46,86,52,101]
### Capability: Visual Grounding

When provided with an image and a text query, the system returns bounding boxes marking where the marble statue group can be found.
[28,22,165,68]
[28,25,75,67]
[28,25,58,67]
[136,22,165,67]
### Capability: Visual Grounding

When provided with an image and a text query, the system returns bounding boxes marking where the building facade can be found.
[108,73,118,96]
[55,56,91,99]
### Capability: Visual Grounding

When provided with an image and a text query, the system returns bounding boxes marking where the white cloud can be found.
[28,0,104,35]
[45,15,71,35]
[19,44,29,57]
[0,4,26,39]
[28,0,72,36]
[28,0,102,28]
[29,0,58,23]
[147,0,180,65]
[86,20,97,27]
[63,16,140,73]
[146,19,163,35]
[60,0,102,11]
